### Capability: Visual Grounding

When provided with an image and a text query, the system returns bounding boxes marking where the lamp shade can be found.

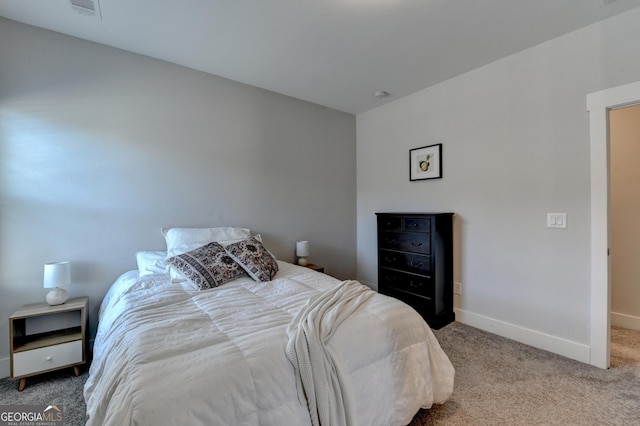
[296,241,309,257]
[43,261,71,289]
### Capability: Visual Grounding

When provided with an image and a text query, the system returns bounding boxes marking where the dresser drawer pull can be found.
[410,241,423,247]
[46,356,52,362]
[385,256,397,263]
[409,281,423,288]
[409,261,423,267]
[384,238,397,244]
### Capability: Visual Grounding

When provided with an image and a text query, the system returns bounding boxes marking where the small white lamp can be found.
[296,241,309,266]
[44,261,70,305]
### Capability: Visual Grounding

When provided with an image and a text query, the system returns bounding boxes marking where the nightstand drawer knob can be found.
[46,356,52,361]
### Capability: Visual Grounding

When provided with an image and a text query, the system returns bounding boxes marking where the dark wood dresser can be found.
[376,212,455,329]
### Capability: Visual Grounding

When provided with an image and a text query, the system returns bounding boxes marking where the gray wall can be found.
[0,18,356,376]
[357,7,640,362]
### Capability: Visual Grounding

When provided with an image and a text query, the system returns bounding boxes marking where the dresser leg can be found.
[73,366,81,377]
[18,378,26,392]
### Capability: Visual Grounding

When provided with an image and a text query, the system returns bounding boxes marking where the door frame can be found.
[587,80,640,369]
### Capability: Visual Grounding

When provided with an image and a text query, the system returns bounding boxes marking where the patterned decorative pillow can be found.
[166,242,246,290]
[225,236,279,282]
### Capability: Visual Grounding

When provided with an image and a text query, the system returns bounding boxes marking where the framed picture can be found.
[410,143,442,181]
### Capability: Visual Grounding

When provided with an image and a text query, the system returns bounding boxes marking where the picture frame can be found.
[409,143,442,181]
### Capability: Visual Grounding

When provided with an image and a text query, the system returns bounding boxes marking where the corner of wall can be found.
[454,308,592,365]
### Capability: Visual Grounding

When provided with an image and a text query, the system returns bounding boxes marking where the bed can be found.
[84,227,454,426]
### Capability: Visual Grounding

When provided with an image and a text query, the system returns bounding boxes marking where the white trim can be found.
[587,101,611,369]
[611,311,640,331]
[454,309,591,364]
[587,80,640,369]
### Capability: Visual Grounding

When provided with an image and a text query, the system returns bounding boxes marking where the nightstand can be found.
[305,263,325,273]
[9,296,88,392]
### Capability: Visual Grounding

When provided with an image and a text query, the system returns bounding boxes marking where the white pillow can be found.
[161,227,251,281]
[162,227,251,257]
[136,251,168,276]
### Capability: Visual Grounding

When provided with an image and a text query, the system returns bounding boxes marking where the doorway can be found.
[610,104,640,332]
[587,81,640,369]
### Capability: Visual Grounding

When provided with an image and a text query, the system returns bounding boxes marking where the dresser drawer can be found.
[403,217,431,232]
[379,268,434,298]
[378,216,401,231]
[379,249,431,275]
[380,287,435,318]
[13,340,83,377]
[379,231,431,254]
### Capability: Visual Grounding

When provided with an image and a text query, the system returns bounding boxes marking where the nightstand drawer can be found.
[379,249,431,275]
[379,268,434,298]
[379,231,431,254]
[13,340,82,377]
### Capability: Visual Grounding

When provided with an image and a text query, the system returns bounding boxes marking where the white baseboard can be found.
[0,357,9,379]
[611,311,640,331]
[454,308,591,364]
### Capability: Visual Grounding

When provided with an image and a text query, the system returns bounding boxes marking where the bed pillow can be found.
[136,251,168,276]
[225,236,278,282]
[165,242,246,290]
[162,227,251,282]
[162,226,251,257]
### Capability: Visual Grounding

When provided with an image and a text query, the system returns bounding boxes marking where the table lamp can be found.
[296,241,309,266]
[44,261,70,305]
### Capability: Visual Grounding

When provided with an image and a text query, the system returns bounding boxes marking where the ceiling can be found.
[2,0,640,115]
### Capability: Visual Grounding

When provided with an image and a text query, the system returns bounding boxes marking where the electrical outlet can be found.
[454,281,462,295]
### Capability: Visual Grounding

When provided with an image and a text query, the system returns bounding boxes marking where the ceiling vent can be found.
[70,0,102,19]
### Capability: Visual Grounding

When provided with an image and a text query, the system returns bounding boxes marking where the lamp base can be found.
[297,257,308,266]
[46,288,68,306]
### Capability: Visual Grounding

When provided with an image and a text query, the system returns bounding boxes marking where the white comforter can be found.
[84,261,454,426]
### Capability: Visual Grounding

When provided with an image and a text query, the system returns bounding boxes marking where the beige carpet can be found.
[410,324,640,425]
[1,323,638,425]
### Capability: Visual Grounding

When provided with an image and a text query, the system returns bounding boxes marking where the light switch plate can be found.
[547,213,567,229]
